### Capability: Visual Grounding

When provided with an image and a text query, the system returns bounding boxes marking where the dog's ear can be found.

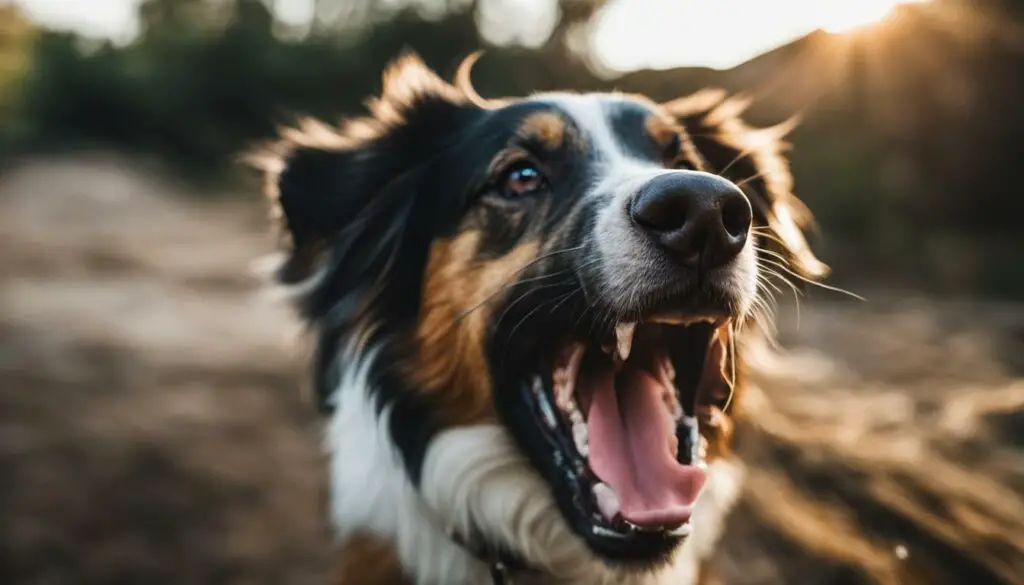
[253,52,481,313]
[249,53,484,409]
[665,90,829,280]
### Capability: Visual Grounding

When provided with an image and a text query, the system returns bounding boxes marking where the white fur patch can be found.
[324,343,491,585]
[324,341,745,585]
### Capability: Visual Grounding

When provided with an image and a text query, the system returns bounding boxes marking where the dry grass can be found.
[0,157,1021,585]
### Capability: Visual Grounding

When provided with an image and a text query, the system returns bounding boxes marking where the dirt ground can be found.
[1,157,1021,585]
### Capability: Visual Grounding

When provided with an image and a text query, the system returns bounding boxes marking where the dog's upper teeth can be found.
[570,409,588,457]
[615,322,636,362]
[533,376,559,430]
[554,342,586,411]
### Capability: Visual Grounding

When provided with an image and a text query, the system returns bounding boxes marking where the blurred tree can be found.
[0,5,36,144]
[0,0,1021,294]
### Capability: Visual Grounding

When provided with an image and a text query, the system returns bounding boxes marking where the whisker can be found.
[751,228,790,250]
[546,259,601,318]
[452,246,584,322]
[756,274,784,297]
[720,321,738,414]
[717,145,757,178]
[493,280,574,333]
[455,271,569,323]
[517,245,585,272]
[752,293,779,325]
[751,289,773,309]
[548,287,582,315]
[500,297,563,370]
[758,263,805,328]
[749,291,778,325]
[758,266,800,300]
[759,257,866,301]
[733,171,770,190]
[754,244,794,267]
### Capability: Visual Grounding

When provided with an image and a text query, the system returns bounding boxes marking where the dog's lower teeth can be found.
[592,482,621,521]
[592,525,628,538]
[668,523,692,537]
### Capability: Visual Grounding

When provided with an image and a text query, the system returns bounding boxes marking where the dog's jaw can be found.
[324,337,744,585]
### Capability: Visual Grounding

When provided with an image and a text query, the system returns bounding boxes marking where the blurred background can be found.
[0,0,1022,584]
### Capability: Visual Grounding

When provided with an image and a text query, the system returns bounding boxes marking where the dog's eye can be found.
[500,161,547,198]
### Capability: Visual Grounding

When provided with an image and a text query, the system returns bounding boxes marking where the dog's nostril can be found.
[721,196,752,238]
[631,190,688,233]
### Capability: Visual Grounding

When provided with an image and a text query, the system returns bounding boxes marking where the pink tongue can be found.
[586,363,706,527]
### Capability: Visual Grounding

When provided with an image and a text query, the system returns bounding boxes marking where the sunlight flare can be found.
[591,0,930,71]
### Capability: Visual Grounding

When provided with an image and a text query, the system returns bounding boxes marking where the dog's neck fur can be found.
[324,342,745,585]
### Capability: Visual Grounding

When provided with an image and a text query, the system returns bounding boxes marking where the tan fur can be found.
[414,231,539,425]
[518,112,567,149]
[332,534,412,585]
[644,113,684,152]
[455,51,510,110]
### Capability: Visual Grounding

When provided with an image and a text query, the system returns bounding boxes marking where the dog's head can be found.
[254,53,827,571]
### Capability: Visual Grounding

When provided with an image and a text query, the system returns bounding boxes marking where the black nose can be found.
[629,171,752,269]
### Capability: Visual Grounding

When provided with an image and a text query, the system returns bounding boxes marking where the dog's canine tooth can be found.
[615,322,636,362]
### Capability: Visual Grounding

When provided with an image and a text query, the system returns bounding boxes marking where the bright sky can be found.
[592,0,927,70]
[11,0,927,70]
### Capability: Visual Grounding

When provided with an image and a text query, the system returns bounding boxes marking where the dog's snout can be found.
[629,171,752,269]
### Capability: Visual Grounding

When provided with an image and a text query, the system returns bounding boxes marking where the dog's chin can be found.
[493,290,742,568]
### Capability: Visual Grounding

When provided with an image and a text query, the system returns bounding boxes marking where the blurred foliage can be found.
[0,0,1022,296]
[0,5,35,141]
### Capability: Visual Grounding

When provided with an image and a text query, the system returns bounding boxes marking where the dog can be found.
[249,52,828,585]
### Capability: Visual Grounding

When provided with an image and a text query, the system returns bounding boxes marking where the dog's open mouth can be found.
[521,314,735,544]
